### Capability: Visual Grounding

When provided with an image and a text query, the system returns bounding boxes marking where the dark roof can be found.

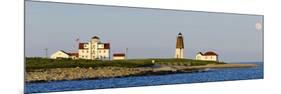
[59,50,68,54]
[104,43,110,49]
[79,43,86,49]
[67,53,78,57]
[178,32,182,35]
[197,51,218,56]
[204,51,218,56]
[113,53,125,56]
[59,50,78,57]
[92,36,100,39]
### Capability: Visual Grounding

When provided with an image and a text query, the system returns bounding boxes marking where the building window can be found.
[104,50,106,53]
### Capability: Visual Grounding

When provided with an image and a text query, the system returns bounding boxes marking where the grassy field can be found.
[26,57,224,71]
[127,58,223,66]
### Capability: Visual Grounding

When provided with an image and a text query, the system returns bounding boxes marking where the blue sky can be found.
[25,1,263,62]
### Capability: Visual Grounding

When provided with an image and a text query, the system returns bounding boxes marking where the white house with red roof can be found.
[113,53,125,60]
[78,36,110,60]
[50,36,110,60]
[195,51,218,61]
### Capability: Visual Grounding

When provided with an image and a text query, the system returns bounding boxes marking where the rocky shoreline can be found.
[25,63,257,83]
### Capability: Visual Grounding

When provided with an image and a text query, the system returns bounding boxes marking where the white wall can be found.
[203,55,217,61]
[98,49,110,59]
[78,40,110,60]
[195,54,202,60]
[113,56,125,60]
[78,49,89,59]
[196,54,217,61]
[50,51,70,59]
[97,44,104,49]
[175,48,184,58]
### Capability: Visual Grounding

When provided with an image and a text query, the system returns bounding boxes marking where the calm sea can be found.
[25,62,263,93]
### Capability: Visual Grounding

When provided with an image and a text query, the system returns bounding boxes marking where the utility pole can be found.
[109,48,111,60]
[44,48,48,58]
[75,38,79,52]
[108,40,111,60]
[125,48,128,59]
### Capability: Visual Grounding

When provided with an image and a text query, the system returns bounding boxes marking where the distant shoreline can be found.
[25,63,257,83]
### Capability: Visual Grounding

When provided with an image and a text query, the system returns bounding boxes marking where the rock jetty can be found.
[25,63,257,83]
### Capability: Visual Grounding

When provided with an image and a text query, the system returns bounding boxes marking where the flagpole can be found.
[76,38,79,52]
[125,48,128,59]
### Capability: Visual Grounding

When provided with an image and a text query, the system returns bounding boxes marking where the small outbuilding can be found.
[195,51,218,61]
[50,50,78,59]
[113,53,125,60]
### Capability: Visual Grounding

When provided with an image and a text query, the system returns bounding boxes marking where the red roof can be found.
[197,51,218,56]
[113,53,125,56]
[104,43,110,49]
[203,51,218,56]
[79,43,86,49]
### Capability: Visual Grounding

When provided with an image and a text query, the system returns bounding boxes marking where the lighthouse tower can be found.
[175,32,184,59]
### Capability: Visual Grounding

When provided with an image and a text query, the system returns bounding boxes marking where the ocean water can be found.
[25,62,263,93]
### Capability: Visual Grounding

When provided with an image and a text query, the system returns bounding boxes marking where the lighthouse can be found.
[175,32,184,59]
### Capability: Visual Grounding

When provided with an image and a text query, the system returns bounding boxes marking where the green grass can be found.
[26,57,153,70]
[25,57,224,70]
[126,58,223,66]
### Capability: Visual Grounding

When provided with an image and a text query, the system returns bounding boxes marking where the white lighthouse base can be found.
[175,48,184,59]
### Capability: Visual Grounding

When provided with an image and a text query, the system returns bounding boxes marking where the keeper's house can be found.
[195,51,218,61]
[50,36,110,60]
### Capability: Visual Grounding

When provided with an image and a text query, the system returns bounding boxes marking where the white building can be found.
[50,36,110,60]
[113,53,125,60]
[78,36,110,60]
[175,32,184,59]
[50,50,78,59]
[195,51,218,61]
